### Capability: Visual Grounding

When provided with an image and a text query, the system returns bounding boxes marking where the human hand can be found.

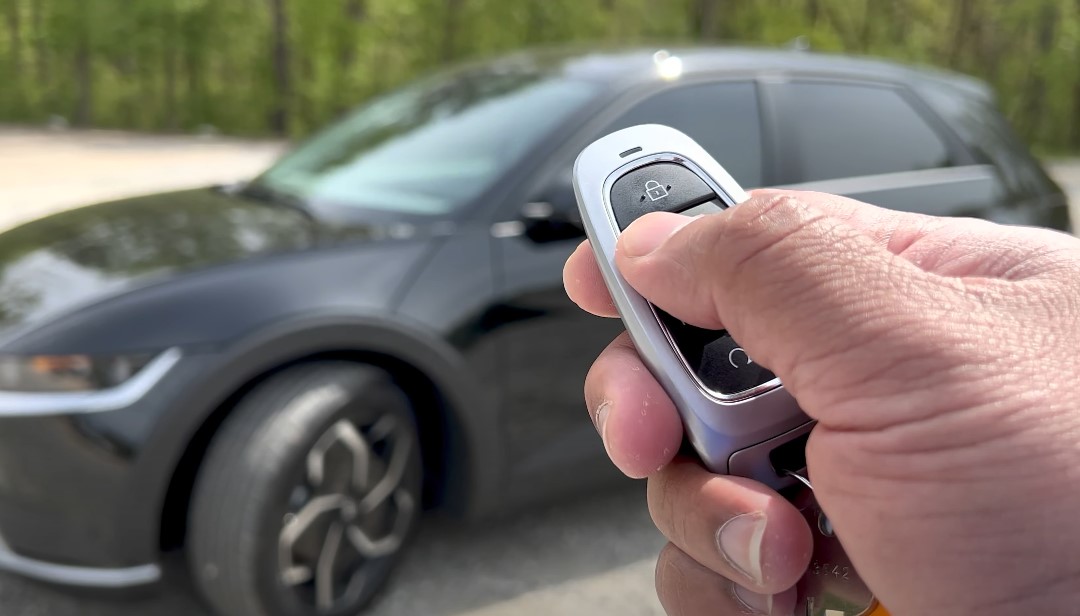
[563,190,1080,615]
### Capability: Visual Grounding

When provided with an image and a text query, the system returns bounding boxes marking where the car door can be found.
[491,79,768,491]
[761,78,1009,218]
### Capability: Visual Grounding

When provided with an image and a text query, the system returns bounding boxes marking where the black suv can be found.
[0,48,1068,616]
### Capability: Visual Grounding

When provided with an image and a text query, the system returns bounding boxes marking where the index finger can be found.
[564,239,619,318]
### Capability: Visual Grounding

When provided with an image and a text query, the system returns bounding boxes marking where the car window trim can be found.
[774,163,998,194]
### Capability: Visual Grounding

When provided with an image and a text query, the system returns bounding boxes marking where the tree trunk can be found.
[185,40,200,128]
[441,0,462,63]
[946,0,972,67]
[30,0,46,86]
[73,46,92,125]
[1073,74,1080,152]
[976,3,1004,87]
[859,0,873,51]
[73,5,92,127]
[6,0,23,77]
[694,0,720,40]
[1019,2,1058,144]
[525,0,546,44]
[882,0,908,46]
[805,0,819,27]
[345,0,366,21]
[335,0,363,108]
[164,8,179,130]
[268,0,292,135]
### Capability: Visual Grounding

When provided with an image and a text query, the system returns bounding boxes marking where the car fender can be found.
[128,312,504,555]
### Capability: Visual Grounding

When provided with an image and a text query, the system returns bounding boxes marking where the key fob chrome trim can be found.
[573,124,810,487]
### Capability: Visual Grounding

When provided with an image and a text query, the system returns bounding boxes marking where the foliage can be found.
[0,0,1078,151]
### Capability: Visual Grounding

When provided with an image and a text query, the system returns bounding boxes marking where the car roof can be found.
[479,45,993,101]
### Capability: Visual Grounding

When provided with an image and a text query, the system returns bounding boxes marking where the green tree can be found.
[0,0,1078,152]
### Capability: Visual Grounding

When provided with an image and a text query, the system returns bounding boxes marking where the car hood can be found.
[0,188,432,340]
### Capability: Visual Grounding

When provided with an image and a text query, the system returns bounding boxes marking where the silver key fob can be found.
[574,125,887,615]
[573,124,811,489]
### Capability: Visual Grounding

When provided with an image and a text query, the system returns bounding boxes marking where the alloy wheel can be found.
[277,414,415,613]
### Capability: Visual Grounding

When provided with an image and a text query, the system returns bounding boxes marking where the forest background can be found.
[1,0,1077,153]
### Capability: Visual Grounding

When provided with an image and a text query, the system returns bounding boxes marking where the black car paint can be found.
[0,47,1069,578]
[0,188,308,342]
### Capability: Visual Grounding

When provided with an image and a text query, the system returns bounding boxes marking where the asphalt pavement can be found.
[0,485,664,616]
[0,128,1079,616]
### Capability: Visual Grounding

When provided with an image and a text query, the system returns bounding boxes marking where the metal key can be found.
[788,472,889,616]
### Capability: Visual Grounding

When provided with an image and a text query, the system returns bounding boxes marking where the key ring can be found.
[785,468,814,490]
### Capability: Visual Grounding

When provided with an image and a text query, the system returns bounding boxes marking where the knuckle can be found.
[708,194,827,282]
[724,194,811,246]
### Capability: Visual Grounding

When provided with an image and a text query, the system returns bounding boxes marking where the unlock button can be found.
[609,162,717,229]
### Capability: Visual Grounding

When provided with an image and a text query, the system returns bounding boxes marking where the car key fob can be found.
[573,124,888,616]
[572,124,812,489]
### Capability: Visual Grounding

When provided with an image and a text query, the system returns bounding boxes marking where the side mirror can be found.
[520,181,585,243]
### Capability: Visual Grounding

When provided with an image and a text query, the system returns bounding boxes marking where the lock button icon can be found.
[644,180,669,201]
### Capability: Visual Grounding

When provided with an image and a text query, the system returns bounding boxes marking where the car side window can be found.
[775,82,954,184]
[605,82,764,188]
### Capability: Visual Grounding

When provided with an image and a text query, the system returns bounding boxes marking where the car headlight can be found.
[0,353,158,393]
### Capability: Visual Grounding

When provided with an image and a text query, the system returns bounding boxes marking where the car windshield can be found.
[254,68,599,215]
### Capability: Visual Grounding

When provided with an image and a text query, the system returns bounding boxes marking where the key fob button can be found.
[657,310,777,397]
[610,162,716,229]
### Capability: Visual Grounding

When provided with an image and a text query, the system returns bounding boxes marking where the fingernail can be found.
[620,214,697,257]
[732,583,775,614]
[594,400,612,440]
[717,511,767,586]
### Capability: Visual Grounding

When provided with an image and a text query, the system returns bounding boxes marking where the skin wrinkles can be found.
[784,318,986,429]
[732,257,921,374]
[717,195,831,276]
[565,191,1080,615]
[814,360,1027,436]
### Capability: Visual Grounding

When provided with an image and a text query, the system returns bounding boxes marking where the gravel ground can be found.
[0,128,1078,616]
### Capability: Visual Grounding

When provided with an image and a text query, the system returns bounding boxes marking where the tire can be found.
[188,362,423,616]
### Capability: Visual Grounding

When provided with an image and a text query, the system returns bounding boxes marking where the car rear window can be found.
[775,82,954,183]
[916,83,1058,200]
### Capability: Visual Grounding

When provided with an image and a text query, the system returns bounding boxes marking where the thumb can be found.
[614,191,973,427]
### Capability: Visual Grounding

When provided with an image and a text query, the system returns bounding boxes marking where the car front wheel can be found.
[188,362,422,616]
